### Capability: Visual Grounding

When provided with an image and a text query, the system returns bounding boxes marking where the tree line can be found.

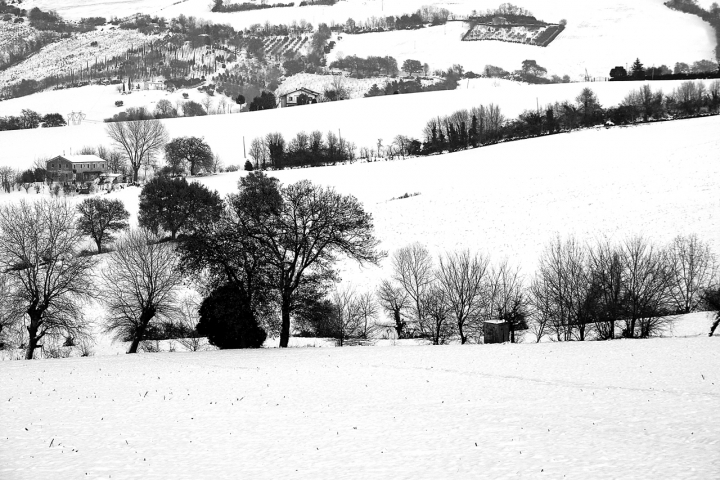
[2,185,717,359]
[374,235,720,346]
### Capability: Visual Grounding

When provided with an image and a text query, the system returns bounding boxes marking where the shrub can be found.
[244,160,254,171]
[197,284,267,349]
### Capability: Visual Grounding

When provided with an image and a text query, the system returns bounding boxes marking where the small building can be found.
[46,154,108,183]
[279,87,320,107]
[484,320,510,344]
[143,80,166,90]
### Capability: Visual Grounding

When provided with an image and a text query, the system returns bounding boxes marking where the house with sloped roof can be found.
[46,154,107,183]
[279,87,321,107]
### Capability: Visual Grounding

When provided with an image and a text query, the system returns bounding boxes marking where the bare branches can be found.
[436,250,490,344]
[0,199,95,359]
[106,119,168,182]
[100,228,183,354]
[667,234,717,314]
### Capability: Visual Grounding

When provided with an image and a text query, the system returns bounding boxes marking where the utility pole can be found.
[243,136,246,158]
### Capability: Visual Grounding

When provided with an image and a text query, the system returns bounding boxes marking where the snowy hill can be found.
[18,0,718,79]
[1,78,716,168]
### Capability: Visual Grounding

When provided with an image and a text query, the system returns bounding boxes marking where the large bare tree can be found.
[0,199,95,359]
[487,259,527,343]
[100,228,183,353]
[233,172,383,348]
[106,119,168,182]
[667,234,717,314]
[619,236,673,338]
[377,279,410,339]
[392,243,434,336]
[436,250,490,344]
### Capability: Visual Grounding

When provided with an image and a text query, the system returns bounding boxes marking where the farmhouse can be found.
[280,87,320,107]
[46,154,108,183]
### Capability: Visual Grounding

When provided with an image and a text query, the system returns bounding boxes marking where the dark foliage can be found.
[139,176,223,240]
[197,284,267,348]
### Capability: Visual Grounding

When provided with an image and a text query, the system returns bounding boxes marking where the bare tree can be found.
[100,228,183,354]
[106,119,169,182]
[392,243,435,335]
[76,197,130,252]
[0,199,95,359]
[667,234,717,314]
[377,279,410,338]
[534,237,593,341]
[329,287,362,346]
[355,291,378,339]
[248,137,268,169]
[587,240,624,340]
[619,236,673,338]
[201,94,214,115]
[436,250,490,344]
[488,259,527,343]
[527,276,552,342]
[420,287,454,344]
[0,166,15,193]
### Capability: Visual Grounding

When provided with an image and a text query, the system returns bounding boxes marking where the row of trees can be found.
[611,58,720,81]
[373,234,719,345]
[410,81,719,156]
[247,130,356,169]
[2,188,718,359]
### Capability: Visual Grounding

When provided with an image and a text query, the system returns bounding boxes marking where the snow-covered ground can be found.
[327,17,714,81]
[1,333,719,479]
[0,83,239,122]
[277,73,392,99]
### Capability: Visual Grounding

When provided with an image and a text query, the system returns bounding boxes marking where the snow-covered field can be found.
[1,333,719,479]
[0,83,239,122]
[328,17,714,80]
[0,78,715,168]
[0,28,159,91]
[278,73,391,99]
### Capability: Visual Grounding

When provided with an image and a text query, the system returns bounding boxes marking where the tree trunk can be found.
[95,238,103,253]
[127,309,154,354]
[132,165,140,183]
[25,315,41,360]
[458,323,466,344]
[709,315,719,336]
[279,301,291,348]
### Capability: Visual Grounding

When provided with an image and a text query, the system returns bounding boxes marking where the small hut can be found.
[484,320,510,344]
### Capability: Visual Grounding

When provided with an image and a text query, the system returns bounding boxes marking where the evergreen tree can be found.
[631,58,645,80]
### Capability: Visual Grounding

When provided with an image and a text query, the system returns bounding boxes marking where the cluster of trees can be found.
[211,0,294,12]
[0,110,66,130]
[329,55,401,77]
[611,58,720,81]
[337,6,452,34]
[374,234,720,345]
[482,60,571,84]
[469,3,547,24]
[103,100,217,123]
[0,171,383,358]
[382,81,718,157]
[247,130,356,169]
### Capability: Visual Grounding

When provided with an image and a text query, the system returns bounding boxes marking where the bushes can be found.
[197,284,267,349]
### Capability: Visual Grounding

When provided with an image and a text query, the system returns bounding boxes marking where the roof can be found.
[50,154,106,164]
[283,87,321,97]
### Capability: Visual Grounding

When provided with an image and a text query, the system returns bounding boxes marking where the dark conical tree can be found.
[197,284,267,349]
[631,58,645,80]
